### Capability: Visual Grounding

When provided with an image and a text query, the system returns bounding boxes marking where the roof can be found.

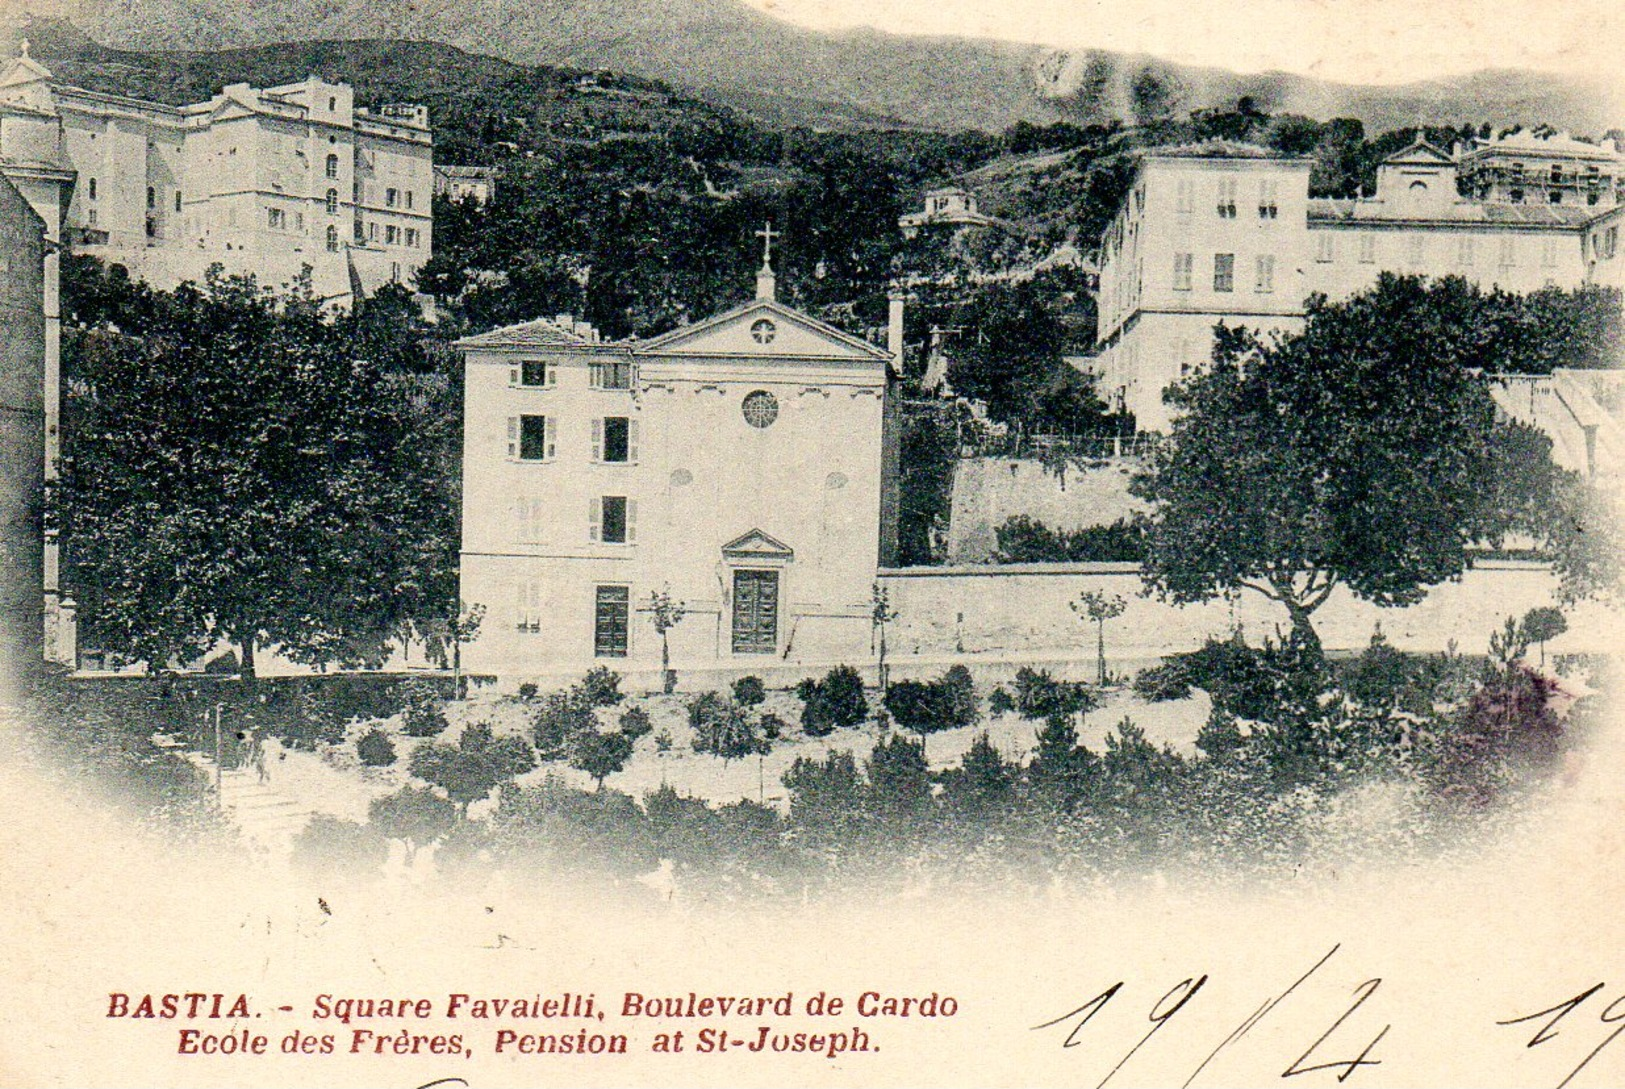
[454,317,595,350]
[1463,130,1624,164]
[1382,135,1456,166]
[1143,139,1303,161]
[1308,197,1598,228]
[630,297,891,361]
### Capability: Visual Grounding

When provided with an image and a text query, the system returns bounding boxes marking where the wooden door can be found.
[731,570,779,655]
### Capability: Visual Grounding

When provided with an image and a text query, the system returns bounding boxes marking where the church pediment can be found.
[633,300,890,363]
[721,528,794,560]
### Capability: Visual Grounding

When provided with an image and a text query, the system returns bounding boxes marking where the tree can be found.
[1518,606,1567,668]
[60,267,453,679]
[409,722,537,814]
[367,786,459,861]
[871,583,897,697]
[572,730,634,789]
[1133,275,1542,657]
[1072,590,1127,686]
[648,586,687,694]
[865,734,932,823]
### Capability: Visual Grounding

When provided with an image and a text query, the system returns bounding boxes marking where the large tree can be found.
[61,267,454,677]
[1133,274,1549,654]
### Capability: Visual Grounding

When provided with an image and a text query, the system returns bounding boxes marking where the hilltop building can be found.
[0,43,432,302]
[457,233,902,685]
[1091,135,1622,430]
[433,164,499,206]
[899,186,1004,236]
[1458,129,1625,208]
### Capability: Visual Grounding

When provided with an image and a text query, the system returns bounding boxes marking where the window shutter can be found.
[506,417,518,458]
[588,497,600,541]
[510,365,520,385]
[626,500,638,544]
[545,416,556,460]
[628,420,640,463]
[547,363,559,386]
[591,418,603,462]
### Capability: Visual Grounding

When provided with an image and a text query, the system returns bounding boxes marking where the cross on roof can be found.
[755,221,779,268]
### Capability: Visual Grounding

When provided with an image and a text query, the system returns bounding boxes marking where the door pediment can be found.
[722,528,794,560]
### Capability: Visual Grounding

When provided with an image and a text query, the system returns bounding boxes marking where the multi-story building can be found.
[0,43,432,302]
[1092,135,1621,430]
[1458,129,1625,208]
[433,164,499,206]
[0,172,46,687]
[456,252,901,686]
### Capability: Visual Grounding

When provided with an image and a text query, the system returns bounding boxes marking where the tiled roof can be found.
[454,318,591,349]
[1308,198,1598,227]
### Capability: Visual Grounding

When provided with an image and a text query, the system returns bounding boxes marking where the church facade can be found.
[457,254,900,686]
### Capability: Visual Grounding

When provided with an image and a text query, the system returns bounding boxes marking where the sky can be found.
[742,0,1618,86]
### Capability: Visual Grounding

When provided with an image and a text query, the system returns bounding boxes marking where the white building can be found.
[1092,136,1620,430]
[0,43,432,302]
[1458,129,1625,208]
[899,186,1002,236]
[456,249,902,687]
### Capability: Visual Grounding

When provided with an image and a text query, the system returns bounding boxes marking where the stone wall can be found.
[945,457,1148,563]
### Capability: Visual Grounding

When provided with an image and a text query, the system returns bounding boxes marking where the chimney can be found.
[887,288,907,374]
[554,313,573,331]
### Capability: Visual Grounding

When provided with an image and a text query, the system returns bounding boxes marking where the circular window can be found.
[742,390,779,429]
[750,318,777,345]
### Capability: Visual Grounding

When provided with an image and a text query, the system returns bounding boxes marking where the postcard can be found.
[0,0,1622,1084]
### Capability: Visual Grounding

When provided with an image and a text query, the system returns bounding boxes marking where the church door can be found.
[731,570,779,655]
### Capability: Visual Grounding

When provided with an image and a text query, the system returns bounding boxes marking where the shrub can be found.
[533,690,595,760]
[939,664,978,728]
[732,675,767,707]
[573,730,635,787]
[993,515,1145,563]
[797,666,869,736]
[356,727,397,767]
[884,681,946,738]
[410,723,537,812]
[1133,661,1192,702]
[692,698,770,761]
[687,690,727,731]
[580,666,624,708]
[517,682,539,701]
[654,729,673,754]
[368,785,459,845]
[759,712,787,741]
[1012,667,1095,719]
[988,686,1016,715]
[618,705,653,739]
[400,680,449,738]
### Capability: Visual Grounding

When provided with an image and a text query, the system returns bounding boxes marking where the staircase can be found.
[155,734,313,860]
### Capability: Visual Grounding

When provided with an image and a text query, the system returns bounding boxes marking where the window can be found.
[742,390,779,428]
[1408,234,1425,268]
[1212,253,1235,293]
[88,178,97,201]
[267,208,286,230]
[174,191,182,213]
[1315,234,1336,263]
[385,225,400,245]
[295,212,305,232]
[325,225,339,252]
[328,96,337,111]
[750,318,777,344]
[1510,188,1524,204]
[1172,252,1193,291]
[1254,254,1275,293]
[1549,190,1563,204]
[146,186,156,210]
[369,223,379,241]
[325,188,339,215]
[515,498,547,544]
[589,360,634,390]
[405,190,414,210]
[385,187,399,208]
[405,228,419,247]
[354,219,366,242]
[515,581,546,633]
[1258,179,1278,219]
[594,586,630,658]
[326,154,339,179]
[1551,164,1563,185]
[1175,177,1195,214]
[595,417,636,463]
[390,262,401,282]
[1359,234,1376,264]
[508,415,554,461]
[513,360,555,387]
[1499,236,1518,268]
[88,209,97,226]
[1458,235,1475,268]
[591,496,635,544]
[1216,177,1237,218]
[1541,238,1559,268]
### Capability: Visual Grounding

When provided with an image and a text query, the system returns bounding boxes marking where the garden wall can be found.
[945,457,1148,563]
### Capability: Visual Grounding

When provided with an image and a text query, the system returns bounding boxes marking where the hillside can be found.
[7,1,1617,135]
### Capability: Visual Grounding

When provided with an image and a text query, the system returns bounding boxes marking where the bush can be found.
[988,686,1016,715]
[687,691,727,731]
[356,727,397,767]
[291,815,387,879]
[732,675,767,707]
[1012,667,1095,719]
[797,666,869,736]
[533,690,595,760]
[368,785,459,845]
[654,729,673,754]
[400,680,449,738]
[573,730,635,786]
[619,705,653,739]
[993,515,1145,563]
[759,712,787,741]
[517,682,539,701]
[691,697,770,761]
[939,664,978,728]
[580,666,624,708]
[410,723,538,811]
